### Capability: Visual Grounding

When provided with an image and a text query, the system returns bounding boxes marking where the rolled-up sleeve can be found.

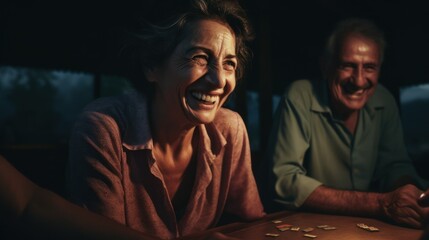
[271,96,322,208]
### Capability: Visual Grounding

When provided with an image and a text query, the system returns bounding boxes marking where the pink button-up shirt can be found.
[67,90,265,239]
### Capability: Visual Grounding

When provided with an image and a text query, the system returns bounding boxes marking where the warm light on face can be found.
[328,34,381,117]
[151,19,237,126]
[357,45,370,52]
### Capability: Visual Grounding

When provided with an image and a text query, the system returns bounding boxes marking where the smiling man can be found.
[263,18,429,228]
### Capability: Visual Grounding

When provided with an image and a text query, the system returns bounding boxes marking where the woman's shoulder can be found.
[214,107,242,124]
[75,90,148,132]
[212,107,246,136]
[82,90,144,113]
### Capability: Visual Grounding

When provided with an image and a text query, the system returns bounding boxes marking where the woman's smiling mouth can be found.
[191,91,219,104]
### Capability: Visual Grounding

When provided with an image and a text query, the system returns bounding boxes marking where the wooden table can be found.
[182,211,424,240]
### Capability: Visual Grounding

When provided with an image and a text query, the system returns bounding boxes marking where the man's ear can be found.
[320,57,336,81]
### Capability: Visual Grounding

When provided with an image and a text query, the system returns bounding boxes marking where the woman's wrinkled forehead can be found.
[181,18,235,41]
[175,19,236,53]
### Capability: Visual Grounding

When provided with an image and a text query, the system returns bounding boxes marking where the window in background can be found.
[0,66,93,145]
[100,74,133,97]
[246,91,280,151]
[400,83,429,163]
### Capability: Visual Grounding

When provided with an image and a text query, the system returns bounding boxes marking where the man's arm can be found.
[303,184,428,229]
[268,83,321,209]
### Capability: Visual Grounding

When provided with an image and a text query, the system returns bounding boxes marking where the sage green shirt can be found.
[269,79,424,208]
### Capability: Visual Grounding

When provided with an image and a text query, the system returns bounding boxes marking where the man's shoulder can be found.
[371,84,397,106]
[282,79,319,106]
[285,79,315,92]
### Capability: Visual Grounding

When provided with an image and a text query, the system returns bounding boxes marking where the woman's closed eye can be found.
[191,55,209,66]
[223,59,237,71]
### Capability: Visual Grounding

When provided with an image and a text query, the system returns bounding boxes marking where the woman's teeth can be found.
[192,92,218,103]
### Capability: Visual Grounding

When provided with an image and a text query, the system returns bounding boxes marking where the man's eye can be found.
[192,56,208,66]
[339,63,354,70]
[364,64,378,72]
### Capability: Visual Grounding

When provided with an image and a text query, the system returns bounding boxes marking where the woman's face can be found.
[149,19,237,125]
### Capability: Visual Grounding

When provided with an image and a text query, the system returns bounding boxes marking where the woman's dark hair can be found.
[120,0,254,94]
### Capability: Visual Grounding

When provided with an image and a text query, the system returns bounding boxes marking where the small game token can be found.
[303,233,317,238]
[272,220,283,224]
[357,223,369,229]
[357,223,379,232]
[277,227,290,232]
[276,223,293,228]
[265,233,280,237]
[322,226,337,230]
[368,226,379,232]
[290,227,300,231]
[302,227,315,232]
[317,225,329,229]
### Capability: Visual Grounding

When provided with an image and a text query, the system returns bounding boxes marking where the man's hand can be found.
[380,184,429,228]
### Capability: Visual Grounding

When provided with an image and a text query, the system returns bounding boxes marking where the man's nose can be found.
[352,67,367,87]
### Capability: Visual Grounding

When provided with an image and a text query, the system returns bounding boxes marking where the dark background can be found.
[1,0,429,195]
[2,1,429,91]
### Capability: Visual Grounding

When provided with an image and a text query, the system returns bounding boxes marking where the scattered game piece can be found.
[322,226,337,230]
[317,225,329,229]
[368,226,379,232]
[302,227,315,232]
[303,233,317,238]
[357,223,369,229]
[277,227,290,232]
[265,233,280,237]
[272,220,283,224]
[357,223,380,232]
[290,227,300,231]
[276,223,293,228]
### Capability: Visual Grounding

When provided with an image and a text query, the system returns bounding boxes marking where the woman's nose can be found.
[206,68,226,88]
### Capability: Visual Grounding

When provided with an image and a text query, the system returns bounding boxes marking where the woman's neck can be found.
[149,97,196,155]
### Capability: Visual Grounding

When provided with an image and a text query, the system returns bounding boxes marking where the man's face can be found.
[328,34,381,116]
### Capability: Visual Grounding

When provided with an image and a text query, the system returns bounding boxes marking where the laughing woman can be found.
[66,0,265,239]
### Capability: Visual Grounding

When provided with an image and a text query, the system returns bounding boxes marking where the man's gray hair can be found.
[321,18,386,77]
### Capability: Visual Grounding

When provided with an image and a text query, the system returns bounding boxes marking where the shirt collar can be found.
[121,90,226,158]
